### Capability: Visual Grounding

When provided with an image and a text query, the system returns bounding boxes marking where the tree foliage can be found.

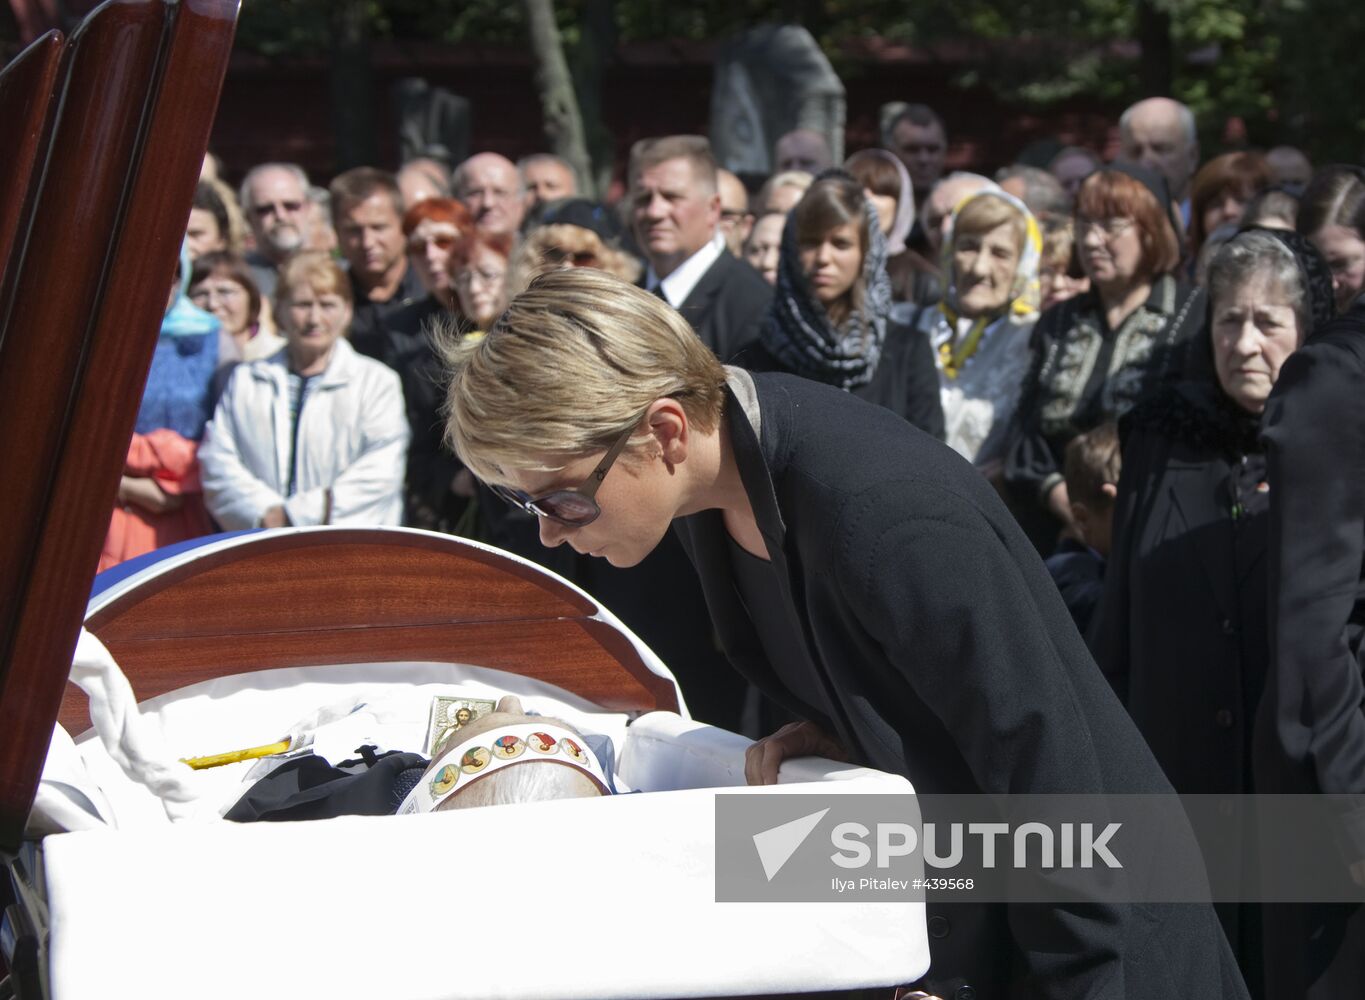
[229,0,1365,163]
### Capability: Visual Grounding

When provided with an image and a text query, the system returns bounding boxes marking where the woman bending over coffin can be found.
[200,251,409,529]
[441,266,1249,1000]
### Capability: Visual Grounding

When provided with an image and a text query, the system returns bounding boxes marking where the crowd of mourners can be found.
[106,92,1365,998]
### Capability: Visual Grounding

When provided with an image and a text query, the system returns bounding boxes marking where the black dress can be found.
[1005,274,1205,553]
[674,368,1249,1000]
[1254,314,1365,999]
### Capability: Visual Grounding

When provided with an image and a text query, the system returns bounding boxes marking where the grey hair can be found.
[1119,99,1197,147]
[436,761,603,810]
[1207,230,1309,328]
[239,162,311,212]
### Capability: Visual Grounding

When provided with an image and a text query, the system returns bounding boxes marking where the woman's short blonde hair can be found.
[444,268,728,484]
[274,250,351,310]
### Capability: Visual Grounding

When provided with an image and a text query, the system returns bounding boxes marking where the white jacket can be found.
[201,338,409,529]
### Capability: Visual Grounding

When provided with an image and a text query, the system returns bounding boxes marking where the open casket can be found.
[0,3,928,998]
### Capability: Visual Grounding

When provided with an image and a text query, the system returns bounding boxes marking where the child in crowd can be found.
[1045,422,1119,634]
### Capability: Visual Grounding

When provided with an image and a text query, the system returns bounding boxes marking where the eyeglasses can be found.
[253,200,305,219]
[455,267,506,289]
[189,283,245,306]
[410,234,458,253]
[489,418,640,526]
[543,246,598,268]
[1076,217,1135,240]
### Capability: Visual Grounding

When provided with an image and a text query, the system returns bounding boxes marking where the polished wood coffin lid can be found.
[66,528,681,736]
[0,0,241,849]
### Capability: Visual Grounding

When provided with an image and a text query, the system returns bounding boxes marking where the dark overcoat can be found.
[1089,380,1270,797]
[675,369,1249,1000]
[1254,315,1365,999]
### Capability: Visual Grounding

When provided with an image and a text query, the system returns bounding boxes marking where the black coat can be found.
[1090,381,1270,796]
[675,369,1249,1000]
[1254,315,1365,1000]
[1086,381,1270,989]
[671,249,772,363]
[734,322,946,440]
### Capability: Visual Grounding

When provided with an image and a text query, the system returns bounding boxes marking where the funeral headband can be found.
[397,723,611,815]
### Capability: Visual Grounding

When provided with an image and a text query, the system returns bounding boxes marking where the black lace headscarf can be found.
[759,169,893,391]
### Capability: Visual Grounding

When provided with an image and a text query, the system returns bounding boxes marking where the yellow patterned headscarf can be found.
[936,189,1043,379]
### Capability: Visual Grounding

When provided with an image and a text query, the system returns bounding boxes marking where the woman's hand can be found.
[744,720,848,786]
[118,475,184,514]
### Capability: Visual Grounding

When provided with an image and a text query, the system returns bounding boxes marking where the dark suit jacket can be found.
[675,370,1248,1000]
[1254,315,1365,999]
[669,249,772,362]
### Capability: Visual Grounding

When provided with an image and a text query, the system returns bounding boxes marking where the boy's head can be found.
[1064,423,1121,556]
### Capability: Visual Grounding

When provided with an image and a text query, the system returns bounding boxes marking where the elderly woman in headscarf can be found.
[908,188,1043,473]
[1088,228,1335,992]
[844,148,940,307]
[735,169,943,438]
[100,243,220,570]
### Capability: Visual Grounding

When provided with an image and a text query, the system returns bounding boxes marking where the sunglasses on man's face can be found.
[489,419,639,526]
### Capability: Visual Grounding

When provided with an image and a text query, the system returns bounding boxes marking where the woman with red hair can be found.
[1188,152,1271,262]
[403,197,473,309]
[450,230,514,333]
[1006,163,1205,552]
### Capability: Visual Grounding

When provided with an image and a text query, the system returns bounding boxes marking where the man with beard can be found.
[239,162,312,299]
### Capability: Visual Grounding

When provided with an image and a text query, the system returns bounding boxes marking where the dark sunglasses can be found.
[489,418,638,526]
[543,245,598,268]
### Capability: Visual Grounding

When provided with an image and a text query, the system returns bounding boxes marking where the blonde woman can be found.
[442,266,1248,1000]
[506,199,641,295]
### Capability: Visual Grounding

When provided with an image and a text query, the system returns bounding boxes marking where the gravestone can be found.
[711,25,845,177]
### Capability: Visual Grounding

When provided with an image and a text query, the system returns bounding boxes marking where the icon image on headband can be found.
[492,734,526,760]
[460,746,491,774]
[528,731,558,754]
[430,764,459,797]
[561,737,586,764]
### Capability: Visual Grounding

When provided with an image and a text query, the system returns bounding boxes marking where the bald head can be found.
[922,172,998,254]
[1119,97,1199,201]
[774,128,833,174]
[455,152,525,236]
[398,160,451,207]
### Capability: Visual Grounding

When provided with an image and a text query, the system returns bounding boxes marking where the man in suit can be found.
[630,135,771,363]
[577,137,775,734]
